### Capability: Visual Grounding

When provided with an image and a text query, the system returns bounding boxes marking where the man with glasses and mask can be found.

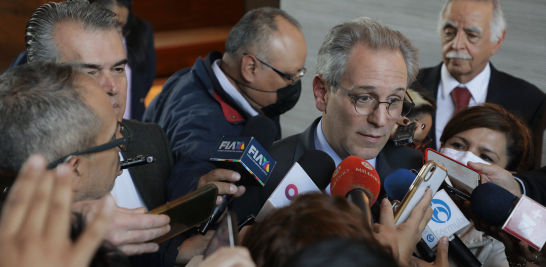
[243,17,424,216]
[0,62,124,203]
[143,7,307,203]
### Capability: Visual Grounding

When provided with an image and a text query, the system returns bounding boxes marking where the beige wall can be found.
[279,0,546,165]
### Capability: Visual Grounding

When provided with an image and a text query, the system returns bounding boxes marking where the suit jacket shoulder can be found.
[518,166,546,206]
[122,119,174,210]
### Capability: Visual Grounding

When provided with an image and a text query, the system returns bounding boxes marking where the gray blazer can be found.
[122,119,174,210]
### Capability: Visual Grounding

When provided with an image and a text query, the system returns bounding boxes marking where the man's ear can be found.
[313,74,329,112]
[65,156,82,193]
[490,29,506,56]
[240,54,257,83]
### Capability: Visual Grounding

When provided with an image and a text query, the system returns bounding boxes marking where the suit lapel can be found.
[420,63,443,150]
[294,117,321,161]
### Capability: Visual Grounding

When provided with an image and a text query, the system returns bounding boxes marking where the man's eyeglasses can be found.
[243,53,306,85]
[47,121,133,169]
[337,85,415,119]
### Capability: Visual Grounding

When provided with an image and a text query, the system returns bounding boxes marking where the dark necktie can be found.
[451,87,472,112]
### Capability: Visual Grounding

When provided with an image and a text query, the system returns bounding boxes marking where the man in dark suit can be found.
[233,17,424,218]
[418,0,546,150]
[20,0,174,258]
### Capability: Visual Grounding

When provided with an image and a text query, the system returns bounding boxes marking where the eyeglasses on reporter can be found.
[243,53,306,85]
[46,121,133,169]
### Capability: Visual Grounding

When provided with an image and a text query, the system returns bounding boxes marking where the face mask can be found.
[439,147,491,166]
[222,71,302,118]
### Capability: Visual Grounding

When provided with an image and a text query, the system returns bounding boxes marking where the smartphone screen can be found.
[424,148,482,195]
[147,184,218,244]
[393,122,416,146]
[203,212,238,258]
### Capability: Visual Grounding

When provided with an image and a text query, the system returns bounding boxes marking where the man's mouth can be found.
[358,133,383,143]
[446,51,472,60]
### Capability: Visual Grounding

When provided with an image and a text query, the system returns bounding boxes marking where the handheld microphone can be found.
[471,182,546,251]
[255,150,335,222]
[384,169,416,201]
[199,115,277,234]
[330,156,381,225]
[383,170,478,265]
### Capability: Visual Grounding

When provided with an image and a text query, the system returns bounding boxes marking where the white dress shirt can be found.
[122,37,132,120]
[212,59,258,118]
[435,63,491,149]
[313,118,376,194]
[110,152,147,210]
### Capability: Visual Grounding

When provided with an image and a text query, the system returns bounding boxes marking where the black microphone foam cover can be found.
[297,150,336,190]
[471,182,517,225]
[239,115,277,151]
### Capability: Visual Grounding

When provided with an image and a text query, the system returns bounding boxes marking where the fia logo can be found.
[285,184,298,200]
[219,141,245,150]
[430,199,451,223]
[361,161,373,170]
[518,210,541,237]
[248,145,270,172]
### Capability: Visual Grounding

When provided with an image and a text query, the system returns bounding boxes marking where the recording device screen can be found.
[425,149,482,195]
[147,184,218,244]
[393,122,415,146]
[203,212,238,258]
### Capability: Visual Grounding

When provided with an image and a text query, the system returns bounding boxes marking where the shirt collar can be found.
[440,63,491,102]
[313,118,376,168]
[212,59,259,118]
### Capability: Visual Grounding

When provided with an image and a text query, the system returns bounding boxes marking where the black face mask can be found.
[223,72,302,118]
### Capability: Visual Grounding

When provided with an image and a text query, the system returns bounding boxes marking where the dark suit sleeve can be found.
[517,167,546,206]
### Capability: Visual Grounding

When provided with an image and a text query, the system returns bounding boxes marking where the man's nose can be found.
[99,74,118,96]
[367,103,389,128]
[451,31,466,51]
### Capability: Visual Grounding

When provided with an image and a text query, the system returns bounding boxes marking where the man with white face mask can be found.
[417,0,546,151]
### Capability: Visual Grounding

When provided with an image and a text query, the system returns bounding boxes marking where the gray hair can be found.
[0,62,102,172]
[317,17,419,89]
[224,7,301,62]
[25,0,118,62]
[437,0,506,42]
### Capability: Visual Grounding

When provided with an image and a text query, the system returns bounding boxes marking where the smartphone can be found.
[424,148,482,196]
[393,122,416,146]
[147,184,218,244]
[203,212,238,258]
[394,161,447,225]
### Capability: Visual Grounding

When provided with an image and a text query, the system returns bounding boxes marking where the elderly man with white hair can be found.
[417,0,546,151]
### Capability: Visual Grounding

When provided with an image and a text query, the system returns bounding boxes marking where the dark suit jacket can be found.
[518,166,546,206]
[122,119,173,210]
[232,117,424,219]
[417,63,546,152]
[127,20,156,121]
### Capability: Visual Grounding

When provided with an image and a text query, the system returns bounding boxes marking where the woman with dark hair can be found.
[440,103,533,173]
[90,0,156,121]
[438,103,534,267]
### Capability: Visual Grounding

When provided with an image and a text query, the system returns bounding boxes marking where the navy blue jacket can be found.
[143,51,281,201]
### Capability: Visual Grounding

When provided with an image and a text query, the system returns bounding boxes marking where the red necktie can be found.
[451,87,472,112]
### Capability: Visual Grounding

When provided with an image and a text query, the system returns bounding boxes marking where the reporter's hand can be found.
[176,230,215,265]
[467,162,522,197]
[198,169,246,205]
[72,199,170,255]
[498,230,544,267]
[197,247,255,267]
[409,236,449,267]
[0,154,115,267]
[377,188,433,267]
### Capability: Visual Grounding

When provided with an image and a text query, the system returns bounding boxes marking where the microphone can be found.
[330,156,381,225]
[255,150,335,222]
[383,169,477,265]
[471,182,546,251]
[384,169,416,201]
[199,115,278,234]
